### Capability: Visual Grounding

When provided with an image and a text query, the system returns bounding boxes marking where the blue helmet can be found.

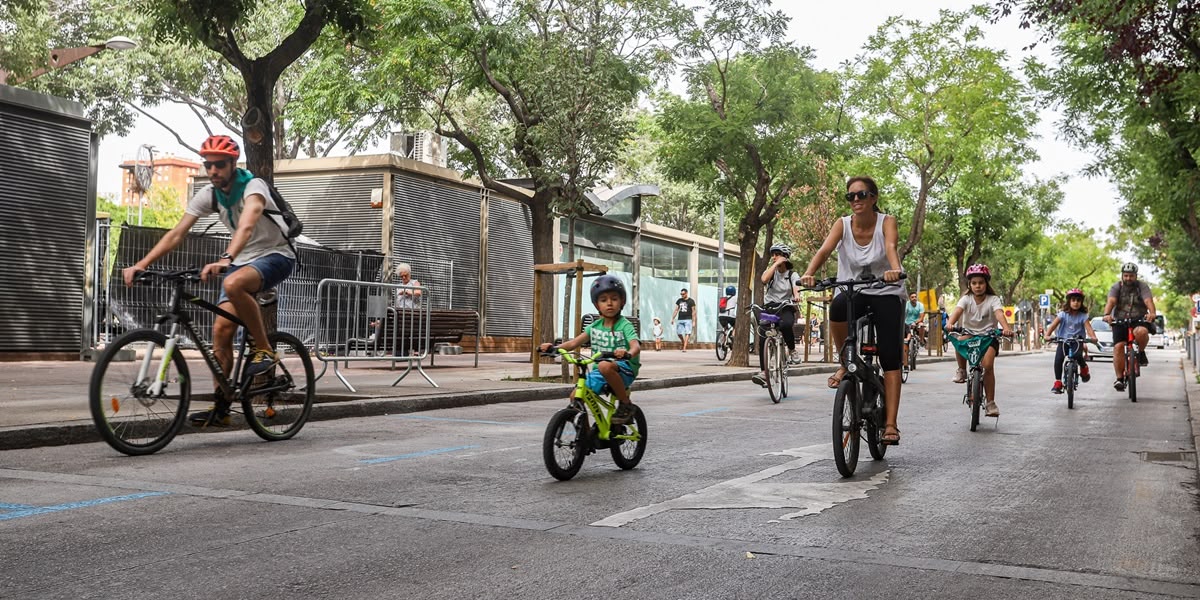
[725,285,736,296]
[589,274,626,305]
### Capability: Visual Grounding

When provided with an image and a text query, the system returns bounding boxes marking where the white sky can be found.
[94,0,1121,234]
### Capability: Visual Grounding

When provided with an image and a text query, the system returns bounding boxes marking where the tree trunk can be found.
[728,231,760,368]
[241,65,276,184]
[530,190,557,352]
[900,171,932,259]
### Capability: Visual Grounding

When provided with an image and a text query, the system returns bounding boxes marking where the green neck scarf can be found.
[213,168,254,227]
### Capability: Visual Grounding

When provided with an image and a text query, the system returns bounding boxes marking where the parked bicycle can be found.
[749,301,797,404]
[947,328,1006,431]
[89,269,315,455]
[1048,336,1090,409]
[1112,318,1151,403]
[541,347,647,480]
[805,275,904,477]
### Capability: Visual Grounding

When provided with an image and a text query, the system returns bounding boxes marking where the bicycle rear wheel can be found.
[544,407,586,480]
[715,330,729,362]
[89,329,191,456]
[832,379,861,477]
[1063,360,1076,409]
[969,371,983,432]
[241,332,315,441]
[610,405,648,470]
[765,340,782,404]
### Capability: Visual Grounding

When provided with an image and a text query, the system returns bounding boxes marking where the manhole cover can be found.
[1139,451,1196,462]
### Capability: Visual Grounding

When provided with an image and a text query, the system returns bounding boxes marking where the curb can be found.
[1179,355,1200,481]
[0,355,962,452]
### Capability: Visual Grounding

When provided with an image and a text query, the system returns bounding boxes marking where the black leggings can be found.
[758,304,796,371]
[1054,342,1088,380]
[830,293,904,371]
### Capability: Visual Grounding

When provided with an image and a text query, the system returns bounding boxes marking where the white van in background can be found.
[1149,315,1168,349]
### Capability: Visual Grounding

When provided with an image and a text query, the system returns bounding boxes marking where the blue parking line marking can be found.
[681,407,729,417]
[360,445,480,464]
[0,502,35,511]
[0,492,169,521]
[395,415,537,427]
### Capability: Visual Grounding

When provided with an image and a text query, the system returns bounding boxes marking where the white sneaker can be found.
[789,350,802,364]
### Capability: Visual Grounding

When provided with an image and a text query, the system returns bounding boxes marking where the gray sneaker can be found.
[611,403,636,425]
[789,350,802,365]
[751,372,767,387]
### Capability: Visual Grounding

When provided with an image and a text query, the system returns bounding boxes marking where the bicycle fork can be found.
[137,324,181,396]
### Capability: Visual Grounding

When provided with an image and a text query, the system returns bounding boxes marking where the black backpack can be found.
[211,183,303,240]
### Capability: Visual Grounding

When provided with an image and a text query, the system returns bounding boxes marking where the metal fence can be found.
[102,224,385,348]
[314,278,437,391]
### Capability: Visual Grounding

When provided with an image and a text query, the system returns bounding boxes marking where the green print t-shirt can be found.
[585,316,641,376]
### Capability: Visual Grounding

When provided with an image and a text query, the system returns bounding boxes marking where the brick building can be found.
[118,154,201,206]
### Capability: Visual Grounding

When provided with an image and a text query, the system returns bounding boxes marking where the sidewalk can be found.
[0,347,961,451]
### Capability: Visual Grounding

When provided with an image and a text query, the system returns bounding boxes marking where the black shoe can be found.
[611,403,636,425]
[1113,378,1126,392]
[243,348,279,380]
[1137,353,1148,367]
[189,398,232,427]
[751,372,767,387]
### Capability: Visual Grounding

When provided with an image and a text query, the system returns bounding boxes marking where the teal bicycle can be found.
[948,328,1006,432]
[541,348,647,480]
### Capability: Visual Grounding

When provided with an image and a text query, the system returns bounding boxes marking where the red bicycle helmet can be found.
[1066,288,1084,298]
[199,135,241,159]
[964,264,991,280]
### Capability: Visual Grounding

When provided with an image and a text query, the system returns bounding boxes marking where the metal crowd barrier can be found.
[314,278,436,391]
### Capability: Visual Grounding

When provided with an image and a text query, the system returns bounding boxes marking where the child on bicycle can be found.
[1044,288,1099,394]
[538,275,641,425]
[946,264,1013,417]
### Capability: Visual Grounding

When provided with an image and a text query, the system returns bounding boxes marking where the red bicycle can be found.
[1112,318,1152,403]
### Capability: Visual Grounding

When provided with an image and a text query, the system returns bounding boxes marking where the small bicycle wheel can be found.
[969,371,983,432]
[863,381,887,460]
[764,340,782,404]
[610,405,647,470]
[241,331,315,441]
[715,330,729,362]
[543,407,586,480]
[900,365,909,384]
[832,378,861,477]
[89,329,191,456]
[1063,361,1076,409]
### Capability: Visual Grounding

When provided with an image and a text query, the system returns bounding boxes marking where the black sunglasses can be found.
[844,190,873,202]
[203,159,230,170]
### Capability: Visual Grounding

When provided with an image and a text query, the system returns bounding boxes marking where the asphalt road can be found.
[2,349,1197,599]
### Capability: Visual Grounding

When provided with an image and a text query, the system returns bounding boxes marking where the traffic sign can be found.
[1039,294,1050,309]
[1003,306,1016,320]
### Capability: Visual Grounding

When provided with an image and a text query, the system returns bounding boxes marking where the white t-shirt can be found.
[185,178,295,265]
[719,294,738,316]
[955,294,1004,335]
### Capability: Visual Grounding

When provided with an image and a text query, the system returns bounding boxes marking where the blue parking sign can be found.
[1039,294,1050,309]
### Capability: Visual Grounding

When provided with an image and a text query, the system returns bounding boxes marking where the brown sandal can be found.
[882,425,901,446]
[827,367,847,389]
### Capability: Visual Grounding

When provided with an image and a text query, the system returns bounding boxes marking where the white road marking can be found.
[591,444,888,527]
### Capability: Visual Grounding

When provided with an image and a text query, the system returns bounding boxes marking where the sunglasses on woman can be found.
[844,190,873,202]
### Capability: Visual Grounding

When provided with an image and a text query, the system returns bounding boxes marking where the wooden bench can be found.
[377,308,480,367]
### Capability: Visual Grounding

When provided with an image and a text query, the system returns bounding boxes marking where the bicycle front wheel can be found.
[89,329,191,456]
[765,340,782,404]
[610,405,648,470]
[969,371,983,432]
[1127,350,1138,403]
[832,379,861,477]
[241,331,315,441]
[777,343,789,399]
[908,340,918,371]
[1063,360,1076,409]
[715,330,729,362]
[543,407,586,480]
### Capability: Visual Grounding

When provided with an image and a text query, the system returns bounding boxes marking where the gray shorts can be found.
[217,253,295,305]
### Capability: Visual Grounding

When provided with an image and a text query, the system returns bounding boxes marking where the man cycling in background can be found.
[122,135,297,425]
[1101,262,1157,392]
[903,292,925,368]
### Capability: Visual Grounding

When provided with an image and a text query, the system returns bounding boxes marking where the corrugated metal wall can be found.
[0,90,92,353]
[392,172,481,313]
[485,196,534,336]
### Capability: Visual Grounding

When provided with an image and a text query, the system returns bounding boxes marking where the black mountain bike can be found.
[807,274,905,477]
[89,269,315,455]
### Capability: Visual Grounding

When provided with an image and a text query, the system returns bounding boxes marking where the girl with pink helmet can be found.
[945,264,1013,417]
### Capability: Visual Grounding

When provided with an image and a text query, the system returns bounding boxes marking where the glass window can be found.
[639,237,690,280]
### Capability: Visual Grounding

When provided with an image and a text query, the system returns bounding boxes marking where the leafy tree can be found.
[615,112,716,238]
[656,0,843,367]
[850,6,1040,259]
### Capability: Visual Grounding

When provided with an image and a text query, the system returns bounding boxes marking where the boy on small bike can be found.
[1043,288,1098,394]
[946,264,1013,417]
[539,275,642,425]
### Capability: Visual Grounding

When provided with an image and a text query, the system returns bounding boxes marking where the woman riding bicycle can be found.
[946,264,1013,417]
[751,245,802,387]
[799,176,906,446]
[1044,288,1098,394]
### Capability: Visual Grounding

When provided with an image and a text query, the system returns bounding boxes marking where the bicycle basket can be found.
[758,313,781,327]
[949,335,990,361]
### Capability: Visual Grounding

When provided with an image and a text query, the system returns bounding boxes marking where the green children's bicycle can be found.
[541,347,648,481]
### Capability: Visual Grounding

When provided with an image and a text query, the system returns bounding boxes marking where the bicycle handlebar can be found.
[133,268,203,284]
[946,327,1010,338]
[538,347,620,364]
[803,272,908,292]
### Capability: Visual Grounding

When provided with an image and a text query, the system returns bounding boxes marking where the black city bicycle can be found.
[806,275,904,477]
[749,301,796,404]
[89,269,315,455]
[1049,336,1090,409]
[1112,318,1151,403]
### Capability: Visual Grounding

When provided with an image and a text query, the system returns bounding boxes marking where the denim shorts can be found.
[675,319,693,335]
[586,360,636,395]
[217,253,295,305]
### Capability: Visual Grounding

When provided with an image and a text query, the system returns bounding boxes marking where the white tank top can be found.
[835,214,906,298]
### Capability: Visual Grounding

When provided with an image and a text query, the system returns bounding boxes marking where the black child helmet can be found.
[590,274,627,305]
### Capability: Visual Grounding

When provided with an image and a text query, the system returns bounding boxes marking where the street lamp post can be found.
[0,36,137,86]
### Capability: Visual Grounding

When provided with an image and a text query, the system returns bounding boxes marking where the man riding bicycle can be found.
[903,292,925,365]
[121,135,297,426]
[1101,262,1157,392]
